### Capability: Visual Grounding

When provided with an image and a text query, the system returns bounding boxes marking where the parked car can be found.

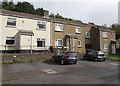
[83,49,106,61]
[52,51,77,65]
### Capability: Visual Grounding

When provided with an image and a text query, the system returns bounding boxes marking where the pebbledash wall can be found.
[0,10,51,53]
[0,10,116,54]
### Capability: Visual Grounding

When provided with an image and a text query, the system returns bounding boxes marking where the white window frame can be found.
[78,40,81,48]
[55,23,63,32]
[102,32,108,38]
[75,26,81,33]
[86,32,90,38]
[37,21,46,30]
[37,38,45,48]
[7,18,16,26]
[5,37,15,45]
[103,44,108,52]
[55,39,63,47]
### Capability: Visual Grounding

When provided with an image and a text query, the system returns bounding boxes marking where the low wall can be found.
[2,52,53,64]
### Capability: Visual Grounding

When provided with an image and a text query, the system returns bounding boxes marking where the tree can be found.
[15,2,35,14]
[55,13,63,19]
[2,0,15,11]
[49,13,54,18]
[111,23,120,39]
[34,8,44,16]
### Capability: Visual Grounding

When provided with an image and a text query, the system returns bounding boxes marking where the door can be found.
[111,44,116,54]
[66,38,70,51]
[20,35,32,50]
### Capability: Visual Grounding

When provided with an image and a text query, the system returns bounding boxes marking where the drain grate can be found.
[42,69,57,74]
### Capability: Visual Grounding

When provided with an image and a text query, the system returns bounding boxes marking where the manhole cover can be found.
[42,69,57,74]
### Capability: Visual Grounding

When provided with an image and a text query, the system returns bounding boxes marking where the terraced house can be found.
[0,10,116,54]
[50,18,86,54]
[0,10,51,53]
[83,23,116,54]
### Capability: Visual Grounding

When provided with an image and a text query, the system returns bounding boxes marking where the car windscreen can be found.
[98,54,104,56]
[98,51,104,56]
[67,53,76,56]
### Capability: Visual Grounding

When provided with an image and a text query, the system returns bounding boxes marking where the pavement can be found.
[2,59,119,84]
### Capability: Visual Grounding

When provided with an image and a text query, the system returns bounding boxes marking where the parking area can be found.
[2,59,119,84]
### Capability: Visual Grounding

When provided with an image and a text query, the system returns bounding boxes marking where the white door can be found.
[111,44,116,54]
[20,35,31,50]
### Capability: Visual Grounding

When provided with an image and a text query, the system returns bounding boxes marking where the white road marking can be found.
[42,69,57,74]
[110,63,118,66]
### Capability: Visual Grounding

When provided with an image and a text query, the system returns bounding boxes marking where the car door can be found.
[87,51,93,60]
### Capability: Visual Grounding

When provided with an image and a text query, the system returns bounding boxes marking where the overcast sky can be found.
[14,0,119,26]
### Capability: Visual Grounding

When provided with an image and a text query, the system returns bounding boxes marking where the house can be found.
[0,10,116,54]
[50,18,86,54]
[0,10,51,53]
[84,23,116,54]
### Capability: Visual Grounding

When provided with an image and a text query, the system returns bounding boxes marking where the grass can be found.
[106,54,120,61]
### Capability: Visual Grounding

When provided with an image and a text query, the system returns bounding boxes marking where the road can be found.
[2,59,119,84]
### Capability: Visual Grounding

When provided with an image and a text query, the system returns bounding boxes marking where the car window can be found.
[67,53,76,56]
[88,51,92,55]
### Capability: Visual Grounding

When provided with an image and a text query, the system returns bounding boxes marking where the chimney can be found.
[43,10,49,17]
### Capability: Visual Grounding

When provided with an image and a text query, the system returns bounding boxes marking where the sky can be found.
[9,0,120,26]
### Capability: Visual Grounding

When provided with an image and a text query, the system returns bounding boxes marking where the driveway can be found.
[2,59,119,84]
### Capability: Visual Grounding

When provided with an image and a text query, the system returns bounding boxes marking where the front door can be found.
[66,38,70,51]
[20,35,32,50]
[111,44,116,54]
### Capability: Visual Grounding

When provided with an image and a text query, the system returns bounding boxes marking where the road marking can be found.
[110,63,118,66]
[42,69,57,74]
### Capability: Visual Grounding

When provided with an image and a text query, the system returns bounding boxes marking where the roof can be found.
[1,10,84,26]
[66,34,78,39]
[93,25,115,32]
[18,30,34,36]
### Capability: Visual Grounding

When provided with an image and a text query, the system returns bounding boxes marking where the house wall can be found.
[100,30,116,53]
[82,25,92,50]
[90,27,100,51]
[51,22,85,54]
[0,14,51,52]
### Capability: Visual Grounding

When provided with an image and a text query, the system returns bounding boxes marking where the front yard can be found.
[107,54,120,61]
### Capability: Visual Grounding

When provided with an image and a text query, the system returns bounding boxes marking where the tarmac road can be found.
[2,59,119,84]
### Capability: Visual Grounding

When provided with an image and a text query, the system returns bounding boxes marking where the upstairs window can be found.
[75,27,81,33]
[37,38,45,47]
[55,23,63,31]
[37,21,46,30]
[102,32,108,38]
[6,37,15,45]
[86,32,90,38]
[7,18,16,26]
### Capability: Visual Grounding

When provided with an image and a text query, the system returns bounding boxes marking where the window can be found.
[55,39,63,47]
[103,44,108,52]
[78,40,81,48]
[37,38,45,47]
[6,37,15,45]
[55,23,63,31]
[86,32,90,38]
[7,18,16,26]
[103,32,108,38]
[37,21,46,30]
[75,27,81,33]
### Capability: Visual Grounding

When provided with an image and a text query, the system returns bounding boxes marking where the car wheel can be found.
[74,61,77,64]
[103,59,106,61]
[52,57,55,62]
[94,58,98,62]
[60,59,64,65]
